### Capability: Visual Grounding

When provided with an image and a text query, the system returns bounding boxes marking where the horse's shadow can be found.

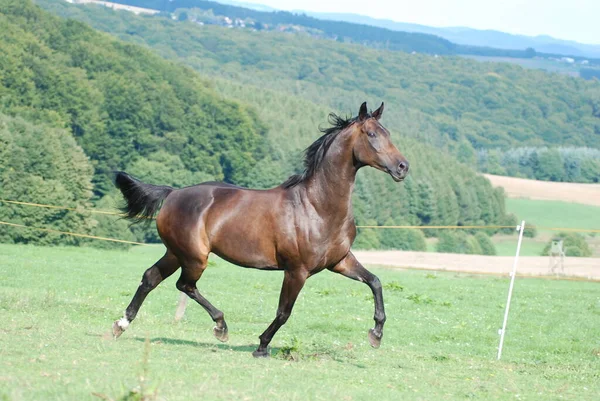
[132,336,278,354]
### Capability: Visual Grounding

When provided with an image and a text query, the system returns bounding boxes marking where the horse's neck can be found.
[303,133,358,218]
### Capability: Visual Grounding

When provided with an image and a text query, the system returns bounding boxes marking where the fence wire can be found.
[1,198,599,246]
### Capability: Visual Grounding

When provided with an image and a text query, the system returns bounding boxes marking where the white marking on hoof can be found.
[117,317,130,330]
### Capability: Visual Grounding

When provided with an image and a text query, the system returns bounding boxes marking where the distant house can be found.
[64,0,160,15]
[560,57,575,64]
[581,60,590,65]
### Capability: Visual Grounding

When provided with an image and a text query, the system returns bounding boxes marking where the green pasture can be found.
[505,199,600,232]
[0,244,598,400]
[492,236,546,257]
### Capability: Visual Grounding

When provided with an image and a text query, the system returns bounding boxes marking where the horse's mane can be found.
[282,112,363,189]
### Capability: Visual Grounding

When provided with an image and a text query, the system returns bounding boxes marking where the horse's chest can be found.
[296,220,356,269]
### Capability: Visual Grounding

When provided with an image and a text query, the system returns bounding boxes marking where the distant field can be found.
[505,198,600,231]
[1,243,599,400]
[484,174,600,256]
[484,174,600,207]
[493,235,546,257]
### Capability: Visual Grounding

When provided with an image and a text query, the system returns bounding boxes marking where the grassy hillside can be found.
[1,243,599,400]
[37,0,600,156]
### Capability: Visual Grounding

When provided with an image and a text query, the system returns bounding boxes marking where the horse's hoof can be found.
[112,321,125,339]
[368,328,382,348]
[213,326,229,342]
[252,349,269,358]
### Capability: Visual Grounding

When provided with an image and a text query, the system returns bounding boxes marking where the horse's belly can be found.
[209,224,279,270]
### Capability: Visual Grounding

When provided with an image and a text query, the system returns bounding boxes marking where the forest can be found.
[38,1,600,167]
[478,147,600,183]
[0,0,517,250]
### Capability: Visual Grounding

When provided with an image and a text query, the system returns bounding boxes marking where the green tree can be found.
[542,233,592,257]
[474,232,496,255]
[0,114,95,245]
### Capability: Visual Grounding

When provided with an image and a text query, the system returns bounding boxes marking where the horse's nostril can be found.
[398,161,409,172]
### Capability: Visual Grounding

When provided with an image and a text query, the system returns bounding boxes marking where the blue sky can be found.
[235,0,599,45]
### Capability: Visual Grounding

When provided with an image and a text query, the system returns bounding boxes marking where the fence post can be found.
[497,220,525,360]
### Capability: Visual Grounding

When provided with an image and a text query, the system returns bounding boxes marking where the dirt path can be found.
[354,250,600,281]
[484,174,600,206]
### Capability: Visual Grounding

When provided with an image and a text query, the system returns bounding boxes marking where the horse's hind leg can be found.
[112,251,179,338]
[176,258,229,342]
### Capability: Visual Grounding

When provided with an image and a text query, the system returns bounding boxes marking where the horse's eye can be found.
[367,131,376,138]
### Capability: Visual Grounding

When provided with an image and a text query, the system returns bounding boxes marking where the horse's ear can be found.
[372,102,384,120]
[358,102,368,121]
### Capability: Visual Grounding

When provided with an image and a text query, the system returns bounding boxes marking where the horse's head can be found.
[351,102,409,182]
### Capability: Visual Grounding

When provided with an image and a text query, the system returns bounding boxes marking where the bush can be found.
[353,221,381,250]
[0,115,95,246]
[436,231,497,255]
[466,235,483,255]
[542,232,592,257]
[436,231,471,254]
[523,223,537,238]
[474,232,497,255]
[378,219,427,251]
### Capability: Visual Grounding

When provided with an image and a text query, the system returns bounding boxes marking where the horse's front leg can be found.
[253,269,308,358]
[329,251,386,348]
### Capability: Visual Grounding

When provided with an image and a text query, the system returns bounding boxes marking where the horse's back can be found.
[156,182,284,268]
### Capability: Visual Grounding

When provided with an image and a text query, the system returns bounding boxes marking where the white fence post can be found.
[497,220,525,360]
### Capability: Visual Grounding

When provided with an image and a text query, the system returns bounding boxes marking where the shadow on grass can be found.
[130,337,367,367]
[132,336,270,354]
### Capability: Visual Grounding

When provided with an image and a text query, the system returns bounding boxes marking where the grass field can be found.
[486,175,600,257]
[1,244,599,400]
[505,199,600,231]
[492,236,546,257]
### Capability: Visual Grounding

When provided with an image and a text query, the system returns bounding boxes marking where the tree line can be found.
[478,147,600,183]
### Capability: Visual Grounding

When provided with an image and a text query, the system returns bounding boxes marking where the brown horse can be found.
[112,102,409,357]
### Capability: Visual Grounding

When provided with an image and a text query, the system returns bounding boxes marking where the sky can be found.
[233,0,600,45]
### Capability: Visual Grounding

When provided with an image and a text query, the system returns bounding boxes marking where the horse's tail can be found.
[114,171,174,224]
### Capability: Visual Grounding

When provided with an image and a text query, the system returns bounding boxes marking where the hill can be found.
[213,1,600,60]
[108,0,600,65]
[1,0,267,196]
[38,0,600,155]
[305,12,600,59]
